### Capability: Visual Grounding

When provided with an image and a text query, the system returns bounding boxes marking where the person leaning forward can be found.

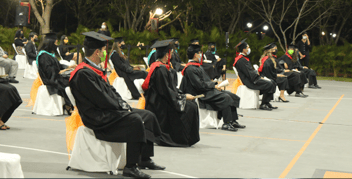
[69,31,179,178]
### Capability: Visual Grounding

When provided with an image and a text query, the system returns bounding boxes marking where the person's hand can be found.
[306,35,309,39]
[215,85,222,91]
[68,64,77,69]
[303,66,308,69]
[2,54,8,59]
[217,58,221,62]
[284,69,290,72]
[186,94,195,100]
[133,67,140,71]
[66,52,70,56]
[181,64,186,66]
[277,74,285,77]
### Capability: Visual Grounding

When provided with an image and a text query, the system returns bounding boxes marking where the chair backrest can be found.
[133,79,145,94]
[233,66,239,76]
[57,47,64,61]
[12,43,19,54]
[253,64,259,71]
[82,47,85,53]
[143,57,149,68]
[65,87,76,107]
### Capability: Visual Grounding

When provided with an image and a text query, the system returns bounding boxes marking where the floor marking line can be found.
[159,171,198,178]
[200,132,306,142]
[243,116,320,124]
[0,144,69,156]
[279,94,344,178]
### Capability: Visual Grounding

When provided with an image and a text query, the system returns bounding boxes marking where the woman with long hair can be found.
[258,43,290,102]
[59,35,82,64]
[110,37,147,99]
[37,33,76,114]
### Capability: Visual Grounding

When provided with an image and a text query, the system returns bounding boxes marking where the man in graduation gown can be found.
[233,39,276,111]
[204,42,227,80]
[180,44,244,132]
[69,32,176,178]
[170,38,185,72]
[143,39,200,146]
[0,82,22,130]
[278,44,321,90]
[110,37,148,99]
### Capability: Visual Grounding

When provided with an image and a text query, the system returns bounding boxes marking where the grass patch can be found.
[317,76,352,82]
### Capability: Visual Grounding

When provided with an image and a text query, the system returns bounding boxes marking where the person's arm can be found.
[14,39,24,46]
[236,58,260,82]
[25,43,37,59]
[184,67,217,93]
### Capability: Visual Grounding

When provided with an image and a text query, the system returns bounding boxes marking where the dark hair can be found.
[29,32,37,39]
[109,42,126,59]
[15,30,22,39]
[60,35,67,45]
[84,46,103,57]
[39,38,57,53]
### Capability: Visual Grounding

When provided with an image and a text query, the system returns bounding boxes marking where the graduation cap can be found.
[187,44,202,59]
[208,42,216,46]
[190,39,199,44]
[151,39,174,62]
[83,31,113,49]
[114,37,124,43]
[235,38,248,52]
[263,42,276,50]
[43,32,57,40]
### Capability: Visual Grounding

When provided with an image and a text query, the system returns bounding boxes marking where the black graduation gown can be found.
[260,58,289,91]
[180,65,240,111]
[170,52,184,72]
[59,46,74,61]
[279,54,313,86]
[205,51,226,79]
[274,56,302,94]
[69,61,179,146]
[235,57,276,95]
[144,65,200,146]
[37,53,71,105]
[0,83,22,123]
[111,52,147,99]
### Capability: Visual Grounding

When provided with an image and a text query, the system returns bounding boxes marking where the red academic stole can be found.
[69,62,107,82]
[258,56,269,73]
[142,61,170,91]
[233,54,250,67]
[285,52,293,60]
[181,62,200,76]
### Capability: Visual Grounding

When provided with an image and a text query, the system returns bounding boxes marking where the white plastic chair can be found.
[133,79,145,95]
[57,47,77,67]
[33,85,64,116]
[112,77,132,101]
[12,43,26,69]
[195,99,223,129]
[143,57,149,68]
[0,152,24,178]
[176,71,183,89]
[23,60,38,79]
[253,64,259,72]
[233,67,260,109]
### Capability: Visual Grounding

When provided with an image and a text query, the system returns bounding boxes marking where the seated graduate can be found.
[180,44,245,132]
[142,39,200,146]
[25,32,38,66]
[233,39,277,111]
[14,30,28,55]
[69,32,180,178]
[273,45,308,98]
[278,44,321,90]
[258,43,290,102]
[0,82,22,130]
[204,42,227,80]
[36,33,75,114]
[59,35,82,64]
[170,38,186,72]
[147,38,159,67]
[190,39,215,80]
[110,37,148,99]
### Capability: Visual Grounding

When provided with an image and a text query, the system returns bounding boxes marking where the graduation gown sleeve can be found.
[185,66,217,94]
[236,57,260,82]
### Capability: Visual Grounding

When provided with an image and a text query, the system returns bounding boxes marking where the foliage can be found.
[0,26,31,54]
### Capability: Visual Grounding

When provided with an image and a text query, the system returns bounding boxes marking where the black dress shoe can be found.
[315,85,321,89]
[232,121,246,128]
[123,166,151,178]
[139,160,166,170]
[295,93,308,98]
[259,104,272,111]
[267,103,278,109]
[8,78,19,83]
[221,123,238,132]
[308,85,317,88]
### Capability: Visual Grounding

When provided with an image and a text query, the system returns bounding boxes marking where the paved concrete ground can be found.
[1,69,352,178]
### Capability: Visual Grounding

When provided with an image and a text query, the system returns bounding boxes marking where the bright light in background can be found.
[330,33,332,35]
[332,33,337,38]
[263,25,269,31]
[155,8,163,15]
[246,22,253,28]
[322,31,325,36]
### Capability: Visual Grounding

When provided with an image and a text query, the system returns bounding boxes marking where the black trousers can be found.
[127,141,154,164]
[218,106,238,124]
[262,93,274,104]
[300,56,310,68]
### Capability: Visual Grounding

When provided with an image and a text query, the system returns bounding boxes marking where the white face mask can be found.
[246,48,251,55]
[102,25,106,29]
[303,36,307,40]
